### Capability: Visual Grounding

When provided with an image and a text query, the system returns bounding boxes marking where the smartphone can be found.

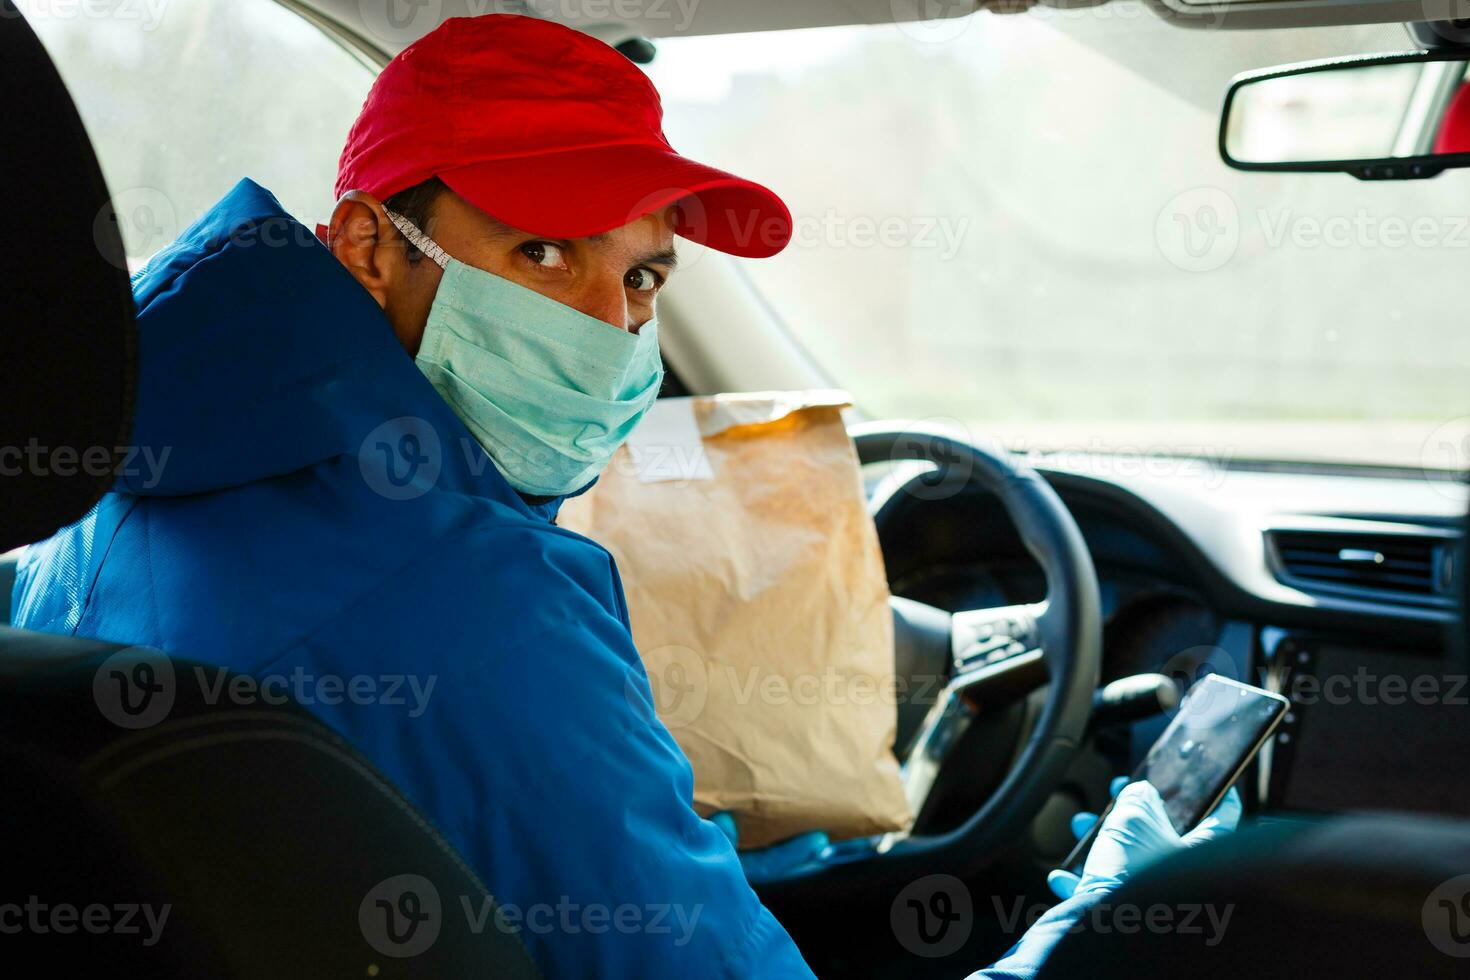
[1062,673,1289,873]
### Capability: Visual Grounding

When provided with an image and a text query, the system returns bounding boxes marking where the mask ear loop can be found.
[383,208,451,270]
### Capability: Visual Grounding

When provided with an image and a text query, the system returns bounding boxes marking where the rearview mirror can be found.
[1220,51,1470,180]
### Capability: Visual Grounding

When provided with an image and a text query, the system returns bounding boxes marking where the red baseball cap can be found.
[334,15,792,258]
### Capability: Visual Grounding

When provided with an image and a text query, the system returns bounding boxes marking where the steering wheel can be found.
[764,422,1102,891]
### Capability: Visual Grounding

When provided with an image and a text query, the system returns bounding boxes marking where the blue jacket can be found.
[13,179,1085,979]
[11,179,811,978]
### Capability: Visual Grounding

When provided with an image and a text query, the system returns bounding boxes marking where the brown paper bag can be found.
[558,391,912,848]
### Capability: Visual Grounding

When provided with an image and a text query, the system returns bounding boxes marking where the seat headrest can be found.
[0,0,137,552]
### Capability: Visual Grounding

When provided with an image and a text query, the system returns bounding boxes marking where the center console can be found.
[1258,629,1470,817]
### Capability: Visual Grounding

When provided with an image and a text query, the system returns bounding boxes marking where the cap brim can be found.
[438,144,792,259]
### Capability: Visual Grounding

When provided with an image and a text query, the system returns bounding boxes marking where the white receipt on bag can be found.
[627,398,713,483]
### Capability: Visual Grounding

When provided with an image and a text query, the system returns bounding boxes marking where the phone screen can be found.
[1064,674,1288,872]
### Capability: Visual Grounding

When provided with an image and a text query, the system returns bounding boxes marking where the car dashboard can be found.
[868,454,1470,824]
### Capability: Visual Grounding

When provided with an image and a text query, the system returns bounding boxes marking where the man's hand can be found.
[710,812,830,885]
[1047,777,1242,900]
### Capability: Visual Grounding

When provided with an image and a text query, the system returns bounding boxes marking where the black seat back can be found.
[0,3,538,974]
[0,630,540,975]
[0,0,134,554]
[1036,812,1470,978]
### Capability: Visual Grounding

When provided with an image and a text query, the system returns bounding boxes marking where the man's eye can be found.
[520,241,567,269]
[625,267,661,293]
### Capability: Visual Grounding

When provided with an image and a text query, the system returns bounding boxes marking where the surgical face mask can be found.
[384,209,664,498]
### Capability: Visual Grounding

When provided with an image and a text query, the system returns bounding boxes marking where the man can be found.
[12,14,1233,977]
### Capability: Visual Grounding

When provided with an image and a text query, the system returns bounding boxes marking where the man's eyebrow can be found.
[584,231,679,271]
[636,247,679,271]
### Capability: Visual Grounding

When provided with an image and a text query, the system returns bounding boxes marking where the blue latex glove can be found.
[710,812,830,885]
[1047,777,1242,900]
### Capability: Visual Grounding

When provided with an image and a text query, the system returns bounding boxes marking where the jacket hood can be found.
[122,178,562,521]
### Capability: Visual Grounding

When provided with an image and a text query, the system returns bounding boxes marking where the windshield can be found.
[645,7,1470,472]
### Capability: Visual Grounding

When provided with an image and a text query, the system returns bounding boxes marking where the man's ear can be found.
[327,191,397,308]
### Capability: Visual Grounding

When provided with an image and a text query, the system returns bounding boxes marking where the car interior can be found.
[5,0,1470,976]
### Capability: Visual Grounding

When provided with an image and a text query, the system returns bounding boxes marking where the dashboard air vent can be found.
[1267,527,1457,606]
